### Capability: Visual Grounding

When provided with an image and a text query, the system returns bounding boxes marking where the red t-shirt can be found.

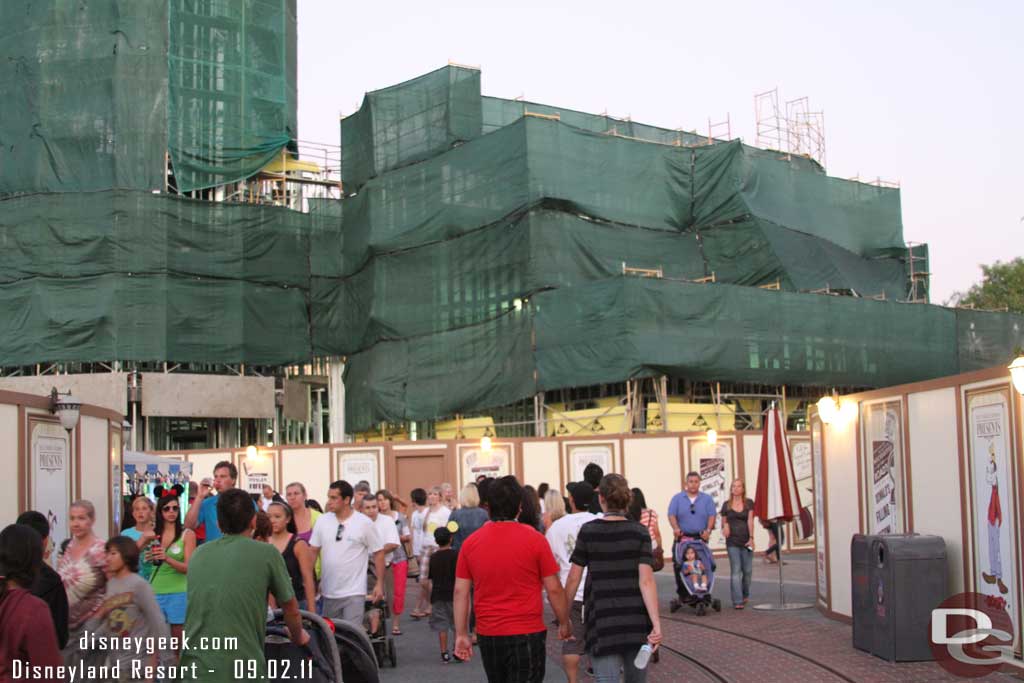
[455,520,559,636]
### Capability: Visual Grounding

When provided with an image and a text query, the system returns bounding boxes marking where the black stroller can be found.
[265,610,341,683]
[266,609,382,683]
[363,598,397,667]
[673,539,722,616]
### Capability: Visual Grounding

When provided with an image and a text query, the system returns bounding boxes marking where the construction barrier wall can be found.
[3,389,127,546]
[814,364,1024,659]
[154,428,818,560]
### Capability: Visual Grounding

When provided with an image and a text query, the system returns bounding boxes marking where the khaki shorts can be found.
[418,546,436,584]
[562,600,586,656]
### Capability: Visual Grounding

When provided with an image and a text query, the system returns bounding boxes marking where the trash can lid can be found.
[871,534,946,561]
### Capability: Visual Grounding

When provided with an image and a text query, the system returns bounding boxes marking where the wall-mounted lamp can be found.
[816,394,838,425]
[705,428,717,445]
[50,388,81,432]
[1009,356,1024,395]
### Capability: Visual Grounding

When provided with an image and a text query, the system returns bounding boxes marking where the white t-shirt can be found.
[372,514,401,565]
[410,507,426,557]
[419,506,451,549]
[546,511,598,602]
[310,511,383,599]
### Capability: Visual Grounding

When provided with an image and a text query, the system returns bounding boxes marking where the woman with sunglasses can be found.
[148,494,195,647]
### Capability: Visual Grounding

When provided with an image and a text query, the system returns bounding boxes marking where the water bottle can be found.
[634,644,653,669]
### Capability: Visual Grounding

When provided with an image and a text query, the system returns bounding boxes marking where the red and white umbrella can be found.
[754,405,801,522]
[751,404,814,610]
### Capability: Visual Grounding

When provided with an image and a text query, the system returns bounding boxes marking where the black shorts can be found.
[478,630,547,683]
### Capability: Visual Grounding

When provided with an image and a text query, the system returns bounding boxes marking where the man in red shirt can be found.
[454,476,571,682]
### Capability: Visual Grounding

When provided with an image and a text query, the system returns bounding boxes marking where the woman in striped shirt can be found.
[565,474,662,682]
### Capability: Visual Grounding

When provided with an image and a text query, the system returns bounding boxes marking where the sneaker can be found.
[441,652,451,664]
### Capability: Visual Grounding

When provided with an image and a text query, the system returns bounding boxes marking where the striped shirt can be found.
[570,518,653,656]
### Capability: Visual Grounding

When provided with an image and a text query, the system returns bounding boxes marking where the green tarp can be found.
[0,0,297,197]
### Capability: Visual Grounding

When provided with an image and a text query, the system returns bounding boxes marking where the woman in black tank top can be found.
[268,502,317,609]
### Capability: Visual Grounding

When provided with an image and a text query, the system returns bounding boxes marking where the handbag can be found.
[647,514,665,572]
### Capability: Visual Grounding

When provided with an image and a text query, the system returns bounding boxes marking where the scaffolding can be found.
[755,88,784,151]
[785,96,826,168]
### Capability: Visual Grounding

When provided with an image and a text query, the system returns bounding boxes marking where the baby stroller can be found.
[363,597,397,668]
[265,609,342,683]
[674,539,722,616]
[331,616,383,683]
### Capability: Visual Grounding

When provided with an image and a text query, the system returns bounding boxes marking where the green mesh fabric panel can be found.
[482,96,708,146]
[341,276,1024,432]
[341,66,483,192]
[0,0,169,195]
[957,309,1024,371]
[0,191,311,365]
[168,0,297,192]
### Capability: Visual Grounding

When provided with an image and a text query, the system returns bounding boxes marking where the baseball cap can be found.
[565,481,594,509]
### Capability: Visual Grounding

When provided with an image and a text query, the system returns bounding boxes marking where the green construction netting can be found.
[342,276,1024,431]
[0,0,296,197]
[0,191,310,365]
[0,0,169,195]
[482,96,709,147]
[341,66,482,192]
[168,0,297,192]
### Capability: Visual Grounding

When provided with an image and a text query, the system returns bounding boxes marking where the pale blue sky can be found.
[296,0,1022,303]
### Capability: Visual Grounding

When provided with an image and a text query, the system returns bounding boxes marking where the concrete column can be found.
[328,357,346,443]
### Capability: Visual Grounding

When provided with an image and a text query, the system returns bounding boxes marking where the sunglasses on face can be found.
[165,506,180,512]
[335,523,345,541]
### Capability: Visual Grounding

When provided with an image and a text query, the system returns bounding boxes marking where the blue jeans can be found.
[727,544,753,606]
[592,649,647,683]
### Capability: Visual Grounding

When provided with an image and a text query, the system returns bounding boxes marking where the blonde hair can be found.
[70,499,96,520]
[459,484,480,508]
[544,490,566,522]
[286,482,307,496]
[132,496,154,510]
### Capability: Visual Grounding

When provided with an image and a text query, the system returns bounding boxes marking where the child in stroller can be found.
[673,539,722,616]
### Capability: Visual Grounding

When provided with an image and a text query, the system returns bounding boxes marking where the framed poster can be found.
[337,451,381,493]
[860,400,904,535]
[684,436,737,551]
[567,443,613,483]
[238,449,276,496]
[788,436,814,549]
[964,388,1020,652]
[31,418,71,565]
[458,443,512,486]
[811,419,829,606]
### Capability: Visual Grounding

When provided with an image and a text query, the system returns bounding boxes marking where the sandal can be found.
[392,628,403,635]
[409,611,425,620]
[734,605,745,610]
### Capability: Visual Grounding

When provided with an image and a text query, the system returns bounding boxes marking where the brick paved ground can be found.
[381,554,1024,682]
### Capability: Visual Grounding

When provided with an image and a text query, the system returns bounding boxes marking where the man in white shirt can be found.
[546,481,598,683]
[362,495,400,634]
[309,480,386,627]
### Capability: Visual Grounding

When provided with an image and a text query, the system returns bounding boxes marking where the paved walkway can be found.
[378,554,1022,682]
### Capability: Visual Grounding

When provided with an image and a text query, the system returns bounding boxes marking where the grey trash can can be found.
[850,534,874,653]
[869,534,947,662]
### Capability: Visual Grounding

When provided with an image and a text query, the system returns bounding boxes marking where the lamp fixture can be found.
[246,444,258,460]
[1009,356,1024,395]
[49,388,81,432]
[816,393,838,425]
[480,436,492,453]
[706,428,718,445]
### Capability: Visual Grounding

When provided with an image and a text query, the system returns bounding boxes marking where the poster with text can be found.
[791,440,813,481]
[689,439,733,549]
[812,421,828,602]
[110,430,122,531]
[462,445,511,484]
[339,452,380,493]
[862,402,902,535]
[568,444,613,482]
[968,390,1018,643]
[239,451,274,496]
[32,421,70,565]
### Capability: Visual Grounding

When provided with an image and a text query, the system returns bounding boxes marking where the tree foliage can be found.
[952,257,1024,314]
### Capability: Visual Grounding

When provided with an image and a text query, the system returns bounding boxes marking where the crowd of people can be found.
[0,458,781,683]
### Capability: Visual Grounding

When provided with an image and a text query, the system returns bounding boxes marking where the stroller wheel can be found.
[669,598,681,613]
[712,599,722,612]
[696,603,706,616]
[388,638,397,667]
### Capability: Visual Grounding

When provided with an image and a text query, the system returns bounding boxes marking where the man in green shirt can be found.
[180,488,308,681]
